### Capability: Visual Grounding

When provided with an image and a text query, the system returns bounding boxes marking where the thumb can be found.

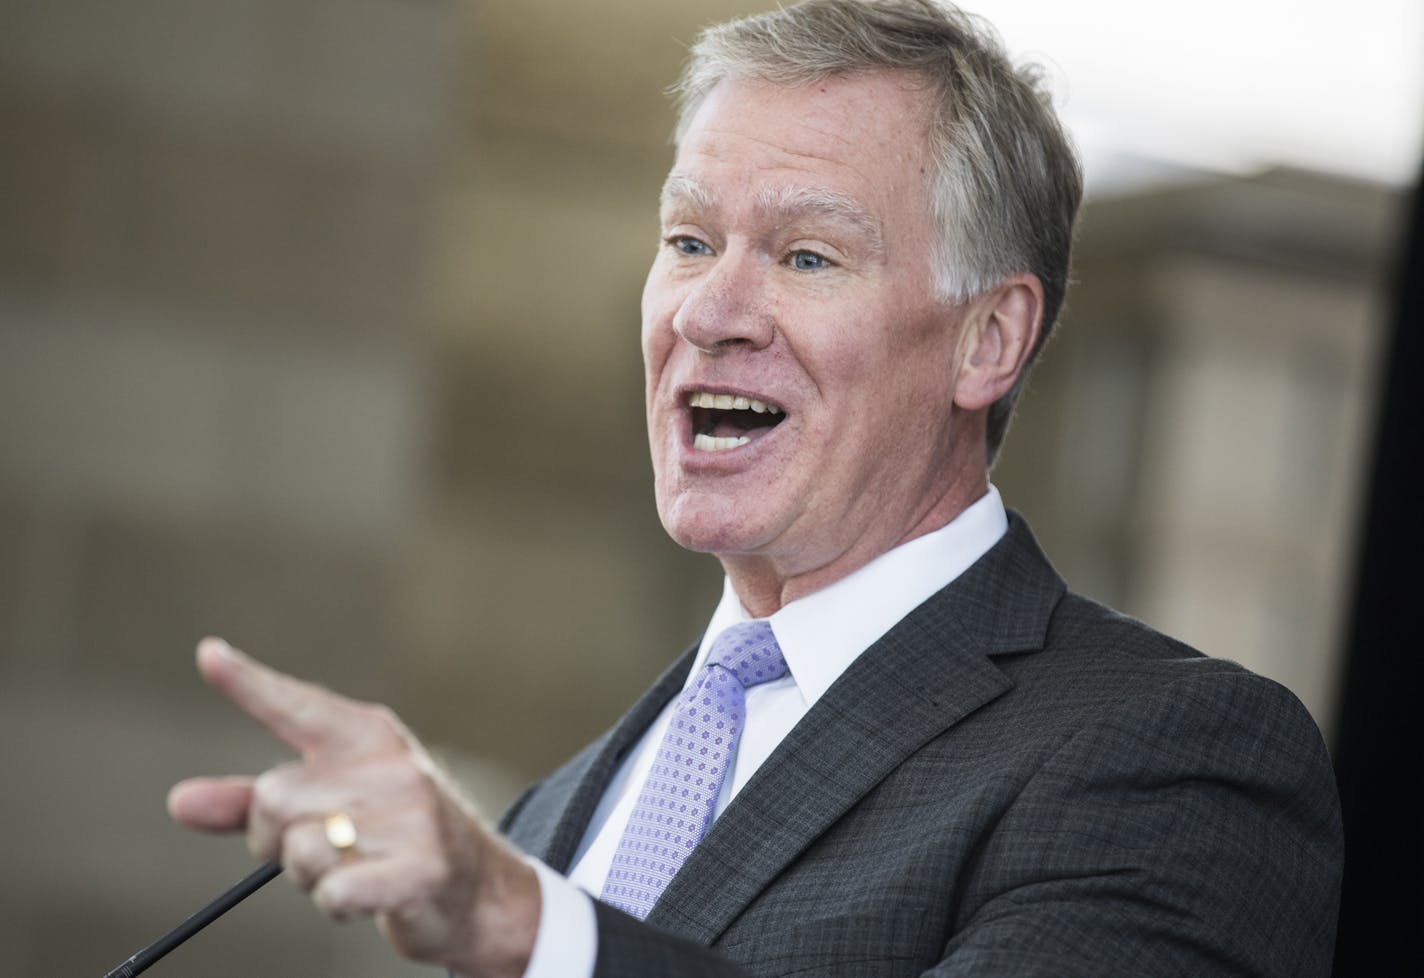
[167,775,255,833]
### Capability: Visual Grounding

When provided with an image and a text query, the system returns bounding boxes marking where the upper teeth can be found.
[687,391,782,414]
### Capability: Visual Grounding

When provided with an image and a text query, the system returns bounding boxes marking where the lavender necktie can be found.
[600,619,788,919]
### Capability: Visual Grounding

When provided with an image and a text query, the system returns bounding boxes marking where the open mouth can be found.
[688,390,785,452]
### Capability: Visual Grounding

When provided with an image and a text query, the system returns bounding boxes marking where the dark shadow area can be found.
[1332,170,1423,976]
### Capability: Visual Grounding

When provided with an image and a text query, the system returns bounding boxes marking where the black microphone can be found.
[100,862,281,978]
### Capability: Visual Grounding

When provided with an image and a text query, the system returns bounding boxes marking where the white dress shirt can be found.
[518,487,1009,978]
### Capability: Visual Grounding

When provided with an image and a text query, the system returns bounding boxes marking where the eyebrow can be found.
[659,175,886,258]
[660,174,718,216]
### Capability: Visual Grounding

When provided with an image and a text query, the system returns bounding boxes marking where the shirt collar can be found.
[694,486,1009,707]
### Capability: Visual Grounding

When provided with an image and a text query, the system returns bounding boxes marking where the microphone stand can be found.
[100,863,281,977]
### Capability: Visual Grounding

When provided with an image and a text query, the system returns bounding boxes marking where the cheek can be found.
[640,328,668,406]
[640,275,679,382]
[814,312,955,433]
[806,319,896,403]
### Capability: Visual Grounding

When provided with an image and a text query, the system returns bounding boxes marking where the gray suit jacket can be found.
[500,516,1342,977]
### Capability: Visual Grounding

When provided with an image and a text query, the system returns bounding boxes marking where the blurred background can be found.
[1,0,1419,974]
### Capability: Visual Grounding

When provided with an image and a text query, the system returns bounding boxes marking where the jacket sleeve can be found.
[592,900,756,978]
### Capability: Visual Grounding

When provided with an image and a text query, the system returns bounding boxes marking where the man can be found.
[168,1,1344,975]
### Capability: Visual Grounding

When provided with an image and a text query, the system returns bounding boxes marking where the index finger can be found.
[196,637,398,758]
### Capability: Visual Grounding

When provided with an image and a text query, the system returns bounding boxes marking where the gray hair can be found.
[672,0,1083,463]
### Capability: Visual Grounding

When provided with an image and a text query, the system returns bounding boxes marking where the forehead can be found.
[666,72,937,225]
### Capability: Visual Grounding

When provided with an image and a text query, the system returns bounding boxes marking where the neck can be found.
[720,472,989,618]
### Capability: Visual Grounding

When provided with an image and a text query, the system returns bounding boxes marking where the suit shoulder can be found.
[1008,588,1329,748]
[1040,589,1288,687]
[1047,589,1205,663]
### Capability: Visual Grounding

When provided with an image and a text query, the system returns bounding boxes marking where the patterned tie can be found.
[600,619,788,919]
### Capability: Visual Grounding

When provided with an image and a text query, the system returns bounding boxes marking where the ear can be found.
[952,273,1044,412]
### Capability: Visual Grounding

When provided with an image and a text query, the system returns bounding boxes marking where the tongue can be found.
[699,404,784,441]
[712,416,775,442]
[709,416,738,438]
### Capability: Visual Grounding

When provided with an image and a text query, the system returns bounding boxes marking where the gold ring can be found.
[323,812,359,857]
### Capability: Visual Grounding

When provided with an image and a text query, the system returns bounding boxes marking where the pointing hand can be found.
[168,638,539,978]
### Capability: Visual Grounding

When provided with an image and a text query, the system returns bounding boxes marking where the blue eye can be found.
[790,251,829,271]
[669,236,711,256]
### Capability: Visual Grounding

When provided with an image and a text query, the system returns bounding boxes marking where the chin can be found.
[656,490,777,557]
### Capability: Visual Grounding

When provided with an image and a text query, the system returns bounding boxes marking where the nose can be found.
[672,250,775,353]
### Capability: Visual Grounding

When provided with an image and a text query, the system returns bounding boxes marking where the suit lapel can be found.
[645,515,1066,943]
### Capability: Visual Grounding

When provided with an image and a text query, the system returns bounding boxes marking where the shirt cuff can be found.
[519,857,598,978]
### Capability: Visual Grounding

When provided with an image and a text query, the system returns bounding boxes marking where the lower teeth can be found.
[694,433,750,452]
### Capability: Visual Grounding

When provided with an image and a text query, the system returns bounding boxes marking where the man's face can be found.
[642,72,984,597]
